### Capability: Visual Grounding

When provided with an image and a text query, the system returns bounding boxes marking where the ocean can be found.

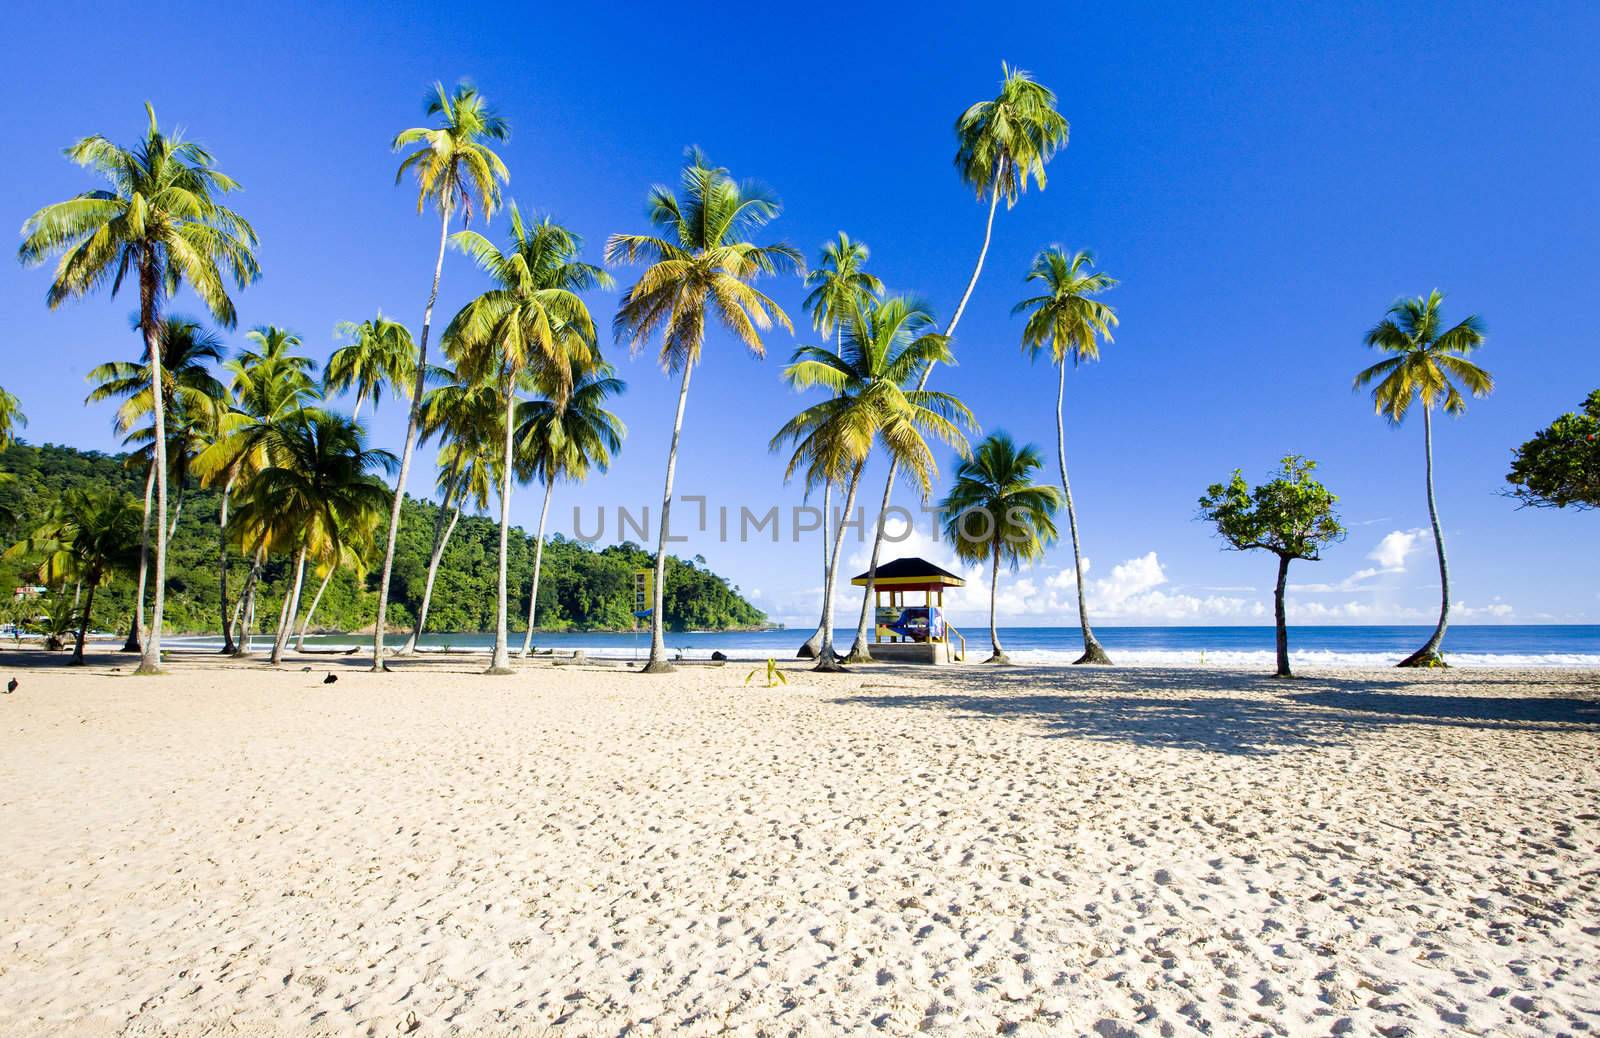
[179,625,1600,669]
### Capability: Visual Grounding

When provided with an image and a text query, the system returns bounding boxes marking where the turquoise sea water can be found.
[179,625,1600,668]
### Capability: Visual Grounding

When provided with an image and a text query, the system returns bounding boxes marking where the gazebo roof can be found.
[850,556,966,588]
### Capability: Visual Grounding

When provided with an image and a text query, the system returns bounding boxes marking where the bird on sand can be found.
[4,677,16,694]
[323,673,338,685]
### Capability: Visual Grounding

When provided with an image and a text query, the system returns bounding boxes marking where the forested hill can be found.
[0,442,769,636]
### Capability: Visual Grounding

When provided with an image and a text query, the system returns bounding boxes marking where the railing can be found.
[943,624,966,662]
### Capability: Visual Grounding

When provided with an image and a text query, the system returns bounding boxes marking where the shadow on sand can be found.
[836,666,1600,756]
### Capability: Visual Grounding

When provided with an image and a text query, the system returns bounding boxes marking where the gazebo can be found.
[850,557,967,664]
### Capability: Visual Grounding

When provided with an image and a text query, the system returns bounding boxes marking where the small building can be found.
[850,557,967,664]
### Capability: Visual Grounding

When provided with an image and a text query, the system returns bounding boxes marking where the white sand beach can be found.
[1,652,1597,1037]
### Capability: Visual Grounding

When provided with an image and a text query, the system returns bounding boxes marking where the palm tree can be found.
[373,81,511,672]
[606,148,802,672]
[231,412,395,665]
[1013,247,1118,664]
[295,500,382,652]
[446,206,605,673]
[514,361,626,655]
[1355,290,1492,667]
[85,315,227,652]
[850,64,1069,662]
[398,371,500,655]
[795,232,883,659]
[6,488,143,665]
[325,314,418,420]
[19,103,259,674]
[0,386,26,449]
[939,433,1060,664]
[772,296,974,671]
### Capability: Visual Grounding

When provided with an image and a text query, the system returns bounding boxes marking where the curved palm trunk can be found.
[218,475,235,654]
[296,566,335,652]
[519,480,555,657]
[232,543,265,658]
[373,200,453,672]
[797,480,830,659]
[1055,362,1112,664]
[400,478,462,656]
[72,582,98,666]
[848,184,1002,662]
[137,269,169,676]
[644,363,696,674]
[168,479,185,539]
[986,541,1008,664]
[1273,553,1292,678]
[271,546,308,665]
[1400,405,1451,667]
[813,468,862,672]
[487,382,517,674]
[124,461,155,653]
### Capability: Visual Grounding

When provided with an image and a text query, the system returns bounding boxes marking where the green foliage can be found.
[745,658,788,688]
[0,386,27,450]
[1506,390,1600,510]
[939,433,1060,568]
[954,63,1071,205]
[1198,455,1345,561]
[1354,290,1492,423]
[0,441,765,636]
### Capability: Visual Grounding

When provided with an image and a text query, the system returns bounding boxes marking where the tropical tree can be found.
[84,315,227,652]
[772,296,973,671]
[851,64,1069,662]
[325,314,417,420]
[606,148,802,672]
[398,371,500,655]
[1354,290,1492,667]
[446,205,605,672]
[795,232,883,658]
[373,81,510,672]
[6,488,143,664]
[295,505,381,651]
[0,387,26,448]
[19,102,259,674]
[939,433,1060,664]
[230,411,395,665]
[1014,247,1119,664]
[1199,456,1345,678]
[514,360,626,655]
[1506,390,1600,510]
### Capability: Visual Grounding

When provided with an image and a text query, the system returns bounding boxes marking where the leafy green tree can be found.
[794,232,883,659]
[1354,290,1492,667]
[606,148,801,672]
[0,387,26,449]
[375,81,510,672]
[1199,456,1345,678]
[325,314,417,420]
[1506,390,1600,510]
[6,488,143,664]
[19,102,259,674]
[514,360,626,655]
[854,64,1070,663]
[446,206,605,672]
[939,433,1060,664]
[772,296,972,670]
[1014,247,1119,664]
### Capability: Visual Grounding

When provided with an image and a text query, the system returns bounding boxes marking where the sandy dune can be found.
[0,650,1596,1036]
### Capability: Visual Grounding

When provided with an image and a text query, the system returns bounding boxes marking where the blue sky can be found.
[3,1,1596,627]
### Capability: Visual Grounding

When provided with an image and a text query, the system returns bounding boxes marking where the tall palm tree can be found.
[398,371,500,655]
[295,496,382,651]
[606,148,802,672]
[85,315,227,652]
[6,488,143,665]
[1355,290,1492,667]
[231,412,395,665]
[19,102,259,674]
[772,296,974,671]
[795,232,883,659]
[1013,247,1118,664]
[514,361,626,655]
[850,64,1069,662]
[374,81,511,672]
[939,433,1060,664]
[446,206,605,673]
[325,314,417,420]
[0,386,26,449]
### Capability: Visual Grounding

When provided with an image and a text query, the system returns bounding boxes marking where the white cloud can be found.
[1291,527,1427,593]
